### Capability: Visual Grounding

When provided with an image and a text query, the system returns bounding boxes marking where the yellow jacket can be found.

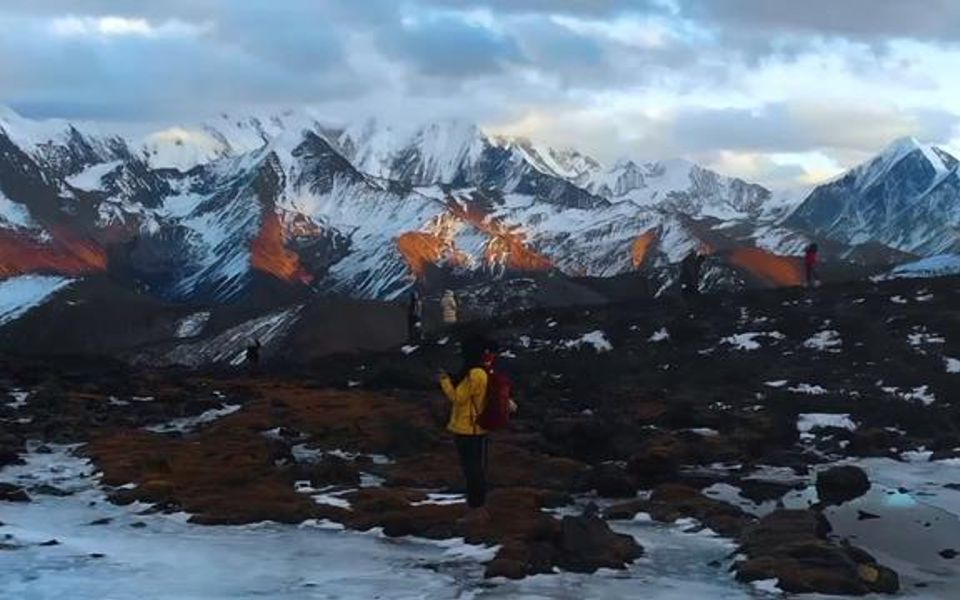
[440,368,488,435]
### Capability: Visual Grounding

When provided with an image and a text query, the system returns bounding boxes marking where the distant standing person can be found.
[245,339,262,374]
[441,289,459,325]
[408,290,423,343]
[680,250,706,297]
[804,243,820,288]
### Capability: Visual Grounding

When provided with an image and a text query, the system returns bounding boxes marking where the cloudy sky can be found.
[1,0,959,188]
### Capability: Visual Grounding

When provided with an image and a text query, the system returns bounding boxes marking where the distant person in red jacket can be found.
[804,243,820,288]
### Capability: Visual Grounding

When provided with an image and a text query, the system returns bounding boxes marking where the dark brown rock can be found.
[555,514,643,573]
[590,463,638,498]
[816,466,870,506]
[0,483,30,503]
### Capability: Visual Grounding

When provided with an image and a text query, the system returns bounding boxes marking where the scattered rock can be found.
[38,539,60,546]
[31,484,73,497]
[857,510,880,521]
[88,517,113,526]
[737,480,797,504]
[0,483,30,503]
[939,549,958,559]
[816,466,870,506]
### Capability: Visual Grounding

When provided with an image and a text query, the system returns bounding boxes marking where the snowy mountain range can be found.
[1,105,957,308]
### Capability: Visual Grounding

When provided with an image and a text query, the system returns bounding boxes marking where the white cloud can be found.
[50,15,209,38]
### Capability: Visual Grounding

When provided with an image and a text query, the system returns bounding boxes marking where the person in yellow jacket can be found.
[439,339,495,521]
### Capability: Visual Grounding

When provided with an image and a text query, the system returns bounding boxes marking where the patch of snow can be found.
[891,295,908,304]
[648,327,670,342]
[688,428,720,437]
[157,306,302,367]
[174,311,210,338]
[563,330,613,352]
[797,413,857,434]
[412,493,465,507]
[720,331,784,351]
[751,578,781,594]
[309,491,353,510]
[145,404,241,434]
[400,345,419,355]
[883,254,960,281]
[908,330,945,348]
[882,384,936,406]
[0,189,35,229]
[788,383,828,395]
[946,357,960,374]
[65,160,122,190]
[764,380,788,388]
[0,275,74,326]
[803,330,842,353]
[6,389,29,410]
[901,450,934,463]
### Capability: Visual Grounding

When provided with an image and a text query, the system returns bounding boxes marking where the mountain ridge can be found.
[2,104,957,309]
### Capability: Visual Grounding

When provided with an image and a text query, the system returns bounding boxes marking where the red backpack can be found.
[477,369,513,431]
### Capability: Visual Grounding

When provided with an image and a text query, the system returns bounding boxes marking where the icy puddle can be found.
[1,447,783,599]
[705,460,960,599]
[824,458,960,598]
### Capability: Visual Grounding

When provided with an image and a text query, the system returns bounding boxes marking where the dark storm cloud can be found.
[682,0,960,43]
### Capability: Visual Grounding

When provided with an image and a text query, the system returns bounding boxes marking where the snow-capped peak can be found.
[338,117,487,184]
[854,136,951,191]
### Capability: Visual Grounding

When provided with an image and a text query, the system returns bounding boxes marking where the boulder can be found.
[295,455,361,488]
[0,445,23,468]
[590,463,637,498]
[0,483,30,503]
[485,540,556,579]
[555,513,643,573]
[816,466,870,506]
[627,438,684,484]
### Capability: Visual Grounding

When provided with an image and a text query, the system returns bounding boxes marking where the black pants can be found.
[806,265,818,288]
[455,434,487,508]
[408,317,422,343]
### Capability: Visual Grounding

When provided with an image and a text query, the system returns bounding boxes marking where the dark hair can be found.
[457,336,497,382]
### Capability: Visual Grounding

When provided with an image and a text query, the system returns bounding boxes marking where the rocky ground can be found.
[3,275,960,597]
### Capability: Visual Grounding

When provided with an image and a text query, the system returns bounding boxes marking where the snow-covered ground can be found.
[0,275,74,326]
[881,254,960,281]
[1,446,788,599]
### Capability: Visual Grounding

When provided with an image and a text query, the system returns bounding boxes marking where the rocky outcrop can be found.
[735,510,898,595]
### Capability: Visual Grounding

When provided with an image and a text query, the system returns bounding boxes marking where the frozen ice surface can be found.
[1,446,798,600]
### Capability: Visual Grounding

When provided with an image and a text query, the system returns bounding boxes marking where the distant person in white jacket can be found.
[441,290,459,325]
